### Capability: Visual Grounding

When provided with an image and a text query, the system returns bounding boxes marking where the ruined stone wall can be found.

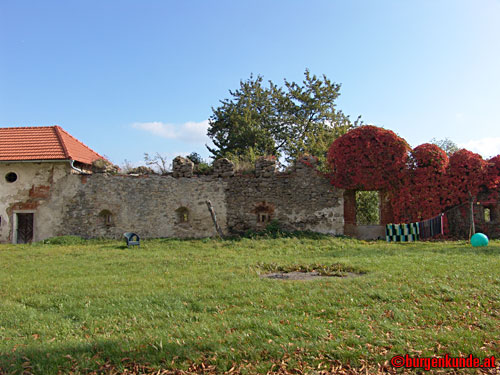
[59,165,343,239]
[226,160,344,235]
[59,174,228,239]
[1,157,345,243]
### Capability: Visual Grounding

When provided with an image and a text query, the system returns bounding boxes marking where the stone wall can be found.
[0,157,345,243]
[445,192,500,239]
[226,158,344,235]
[59,174,228,239]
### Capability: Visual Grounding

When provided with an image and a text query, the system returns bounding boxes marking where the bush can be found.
[194,162,214,175]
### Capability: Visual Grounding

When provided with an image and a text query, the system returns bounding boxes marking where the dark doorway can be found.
[17,213,34,244]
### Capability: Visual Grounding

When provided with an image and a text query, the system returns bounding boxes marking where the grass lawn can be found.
[0,236,499,374]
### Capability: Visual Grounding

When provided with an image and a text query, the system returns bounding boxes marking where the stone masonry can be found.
[0,157,344,243]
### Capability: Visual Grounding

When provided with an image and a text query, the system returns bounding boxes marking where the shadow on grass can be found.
[0,339,198,374]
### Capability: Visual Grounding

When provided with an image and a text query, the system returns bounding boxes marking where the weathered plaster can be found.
[0,162,76,242]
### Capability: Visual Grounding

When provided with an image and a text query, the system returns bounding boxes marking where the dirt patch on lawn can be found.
[260,271,362,280]
[257,262,366,280]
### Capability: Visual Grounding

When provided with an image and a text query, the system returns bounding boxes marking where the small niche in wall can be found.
[258,212,271,223]
[98,210,113,226]
[254,201,274,224]
[176,207,189,224]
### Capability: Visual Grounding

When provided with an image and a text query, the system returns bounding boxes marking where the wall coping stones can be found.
[213,158,234,177]
[172,156,194,178]
[255,157,277,178]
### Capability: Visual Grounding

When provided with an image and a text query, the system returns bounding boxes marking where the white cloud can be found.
[459,137,500,158]
[132,120,209,143]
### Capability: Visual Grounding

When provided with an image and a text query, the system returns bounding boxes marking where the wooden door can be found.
[17,213,34,244]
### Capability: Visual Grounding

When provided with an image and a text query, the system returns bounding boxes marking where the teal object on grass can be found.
[470,233,489,247]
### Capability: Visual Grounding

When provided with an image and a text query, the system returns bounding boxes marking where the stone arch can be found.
[98,209,113,226]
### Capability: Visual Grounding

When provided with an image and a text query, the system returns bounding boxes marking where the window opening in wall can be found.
[258,212,271,223]
[355,190,380,225]
[5,172,17,183]
[255,202,274,224]
[176,207,189,223]
[484,207,491,223]
[98,210,113,226]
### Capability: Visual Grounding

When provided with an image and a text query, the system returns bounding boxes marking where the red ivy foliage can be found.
[411,143,448,171]
[392,144,449,222]
[328,127,500,224]
[327,125,411,190]
[485,155,500,190]
[444,149,487,207]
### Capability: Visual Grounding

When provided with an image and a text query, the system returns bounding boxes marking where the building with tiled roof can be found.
[0,126,107,244]
[0,125,104,165]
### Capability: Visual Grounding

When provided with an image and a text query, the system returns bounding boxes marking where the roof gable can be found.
[0,126,104,164]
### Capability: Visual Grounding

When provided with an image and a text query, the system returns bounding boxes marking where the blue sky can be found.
[1,0,499,167]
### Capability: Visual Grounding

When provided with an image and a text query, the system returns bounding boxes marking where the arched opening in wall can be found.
[254,202,274,225]
[176,207,189,224]
[98,210,113,226]
[355,191,380,225]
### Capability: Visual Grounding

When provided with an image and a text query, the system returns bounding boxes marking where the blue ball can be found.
[471,233,489,247]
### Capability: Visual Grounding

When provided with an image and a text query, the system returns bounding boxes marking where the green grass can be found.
[0,236,499,374]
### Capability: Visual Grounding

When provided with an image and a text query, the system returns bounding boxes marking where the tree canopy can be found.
[430,137,459,156]
[207,70,360,164]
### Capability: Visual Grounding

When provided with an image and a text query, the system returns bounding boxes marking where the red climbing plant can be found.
[391,144,449,222]
[327,126,500,226]
[485,155,500,191]
[445,149,487,207]
[327,125,411,190]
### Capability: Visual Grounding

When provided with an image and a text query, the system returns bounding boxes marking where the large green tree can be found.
[207,70,360,164]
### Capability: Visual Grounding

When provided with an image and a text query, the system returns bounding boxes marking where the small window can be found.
[258,212,271,223]
[176,207,189,223]
[5,172,17,183]
[255,202,274,224]
[484,208,491,223]
[98,210,113,226]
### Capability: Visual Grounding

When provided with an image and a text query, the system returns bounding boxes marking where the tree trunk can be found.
[469,192,475,238]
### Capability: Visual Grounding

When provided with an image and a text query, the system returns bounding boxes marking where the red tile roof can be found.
[0,126,105,165]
